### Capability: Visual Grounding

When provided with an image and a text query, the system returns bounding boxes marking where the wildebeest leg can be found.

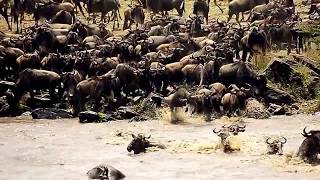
[241,48,248,62]
[0,8,11,30]
[92,95,101,112]
[297,35,303,54]
[287,40,291,55]
[74,0,86,16]
[235,13,241,26]
[71,10,76,24]
[227,13,232,23]
[240,12,244,21]
[29,90,36,108]
[101,12,106,23]
[248,51,254,62]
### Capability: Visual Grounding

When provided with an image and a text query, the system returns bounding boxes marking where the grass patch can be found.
[295,65,312,86]
[252,54,273,72]
[297,22,320,45]
[303,49,320,66]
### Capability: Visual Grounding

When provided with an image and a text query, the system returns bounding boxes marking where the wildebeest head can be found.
[67,31,81,45]
[248,27,267,52]
[255,74,267,94]
[87,165,108,179]
[62,71,81,101]
[213,124,245,153]
[298,127,320,163]
[213,127,231,144]
[224,123,246,135]
[266,136,287,155]
[190,15,203,35]
[87,164,125,180]
[127,134,151,154]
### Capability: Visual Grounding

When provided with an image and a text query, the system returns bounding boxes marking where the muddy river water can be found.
[0,112,319,180]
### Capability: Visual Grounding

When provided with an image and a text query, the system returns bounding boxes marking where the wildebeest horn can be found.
[301,127,311,137]
[222,124,230,129]
[238,124,246,129]
[280,136,287,144]
[131,134,136,138]
[213,128,221,134]
[189,14,195,19]
[145,135,151,139]
[205,46,213,52]
[265,137,271,144]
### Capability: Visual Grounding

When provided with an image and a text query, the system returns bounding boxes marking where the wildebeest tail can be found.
[180,0,185,12]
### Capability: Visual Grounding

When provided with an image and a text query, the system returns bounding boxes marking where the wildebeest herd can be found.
[0,0,319,178]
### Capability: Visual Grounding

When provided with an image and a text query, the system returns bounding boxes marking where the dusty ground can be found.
[0,112,319,179]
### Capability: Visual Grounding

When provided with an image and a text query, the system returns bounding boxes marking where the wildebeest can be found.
[267,24,298,54]
[0,0,11,30]
[50,10,73,24]
[163,87,190,122]
[193,0,209,24]
[87,164,125,180]
[266,136,287,155]
[227,0,267,24]
[123,5,145,30]
[213,124,245,153]
[32,28,68,57]
[218,61,267,95]
[87,0,121,25]
[34,2,75,25]
[13,68,62,106]
[241,27,268,61]
[297,127,320,163]
[73,74,119,115]
[140,0,185,16]
[127,134,166,154]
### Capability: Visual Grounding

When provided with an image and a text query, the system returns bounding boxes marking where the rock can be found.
[292,55,320,77]
[244,98,270,119]
[264,58,304,86]
[21,111,32,116]
[148,92,163,108]
[87,164,125,180]
[79,111,99,123]
[117,106,139,119]
[129,116,147,122]
[263,86,294,105]
[267,103,286,115]
[31,108,73,119]
[26,96,54,108]
[0,81,15,95]
[133,96,143,103]
[264,58,320,99]
[79,111,114,123]
[307,77,320,97]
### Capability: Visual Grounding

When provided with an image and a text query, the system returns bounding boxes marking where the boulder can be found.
[31,108,73,119]
[0,81,15,96]
[79,111,99,123]
[264,58,320,99]
[267,103,286,115]
[263,85,294,105]
[79,111,114,123]
[264,58,304,86]
[117,106,139,119]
